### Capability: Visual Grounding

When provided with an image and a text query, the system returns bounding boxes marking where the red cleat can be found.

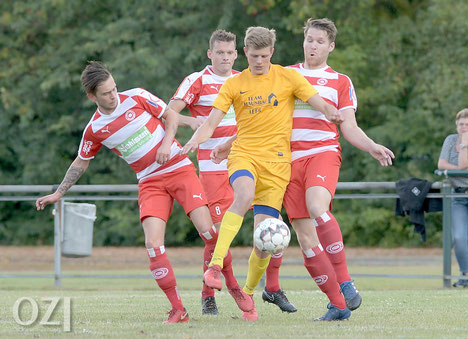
[241,294,258,322]
[203,265,222,291]
[164,308,189,324]
[228,286,254,312]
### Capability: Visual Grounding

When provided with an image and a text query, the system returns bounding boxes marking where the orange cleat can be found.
[241,294,258,322]
[228,286,254,312]
[164,308,189,324]
[203,265,223,291]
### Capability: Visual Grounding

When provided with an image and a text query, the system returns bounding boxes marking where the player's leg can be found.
[200,173,240,292]
[241,162,290,321]
[262,214,297,313]
[203,169,255,291]
[138,177,188,324]
[292,217,350,321]
[142,217,188,324]
[304,152,361,311]
[190,205,252,312]
[188,206,219,315]
[306,186,361,310]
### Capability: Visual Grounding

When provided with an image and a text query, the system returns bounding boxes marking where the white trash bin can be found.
[61,202,96,258]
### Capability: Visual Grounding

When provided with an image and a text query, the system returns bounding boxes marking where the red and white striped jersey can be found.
[78,88,192,182]
[288,64,357,162]
[172,66,238,173]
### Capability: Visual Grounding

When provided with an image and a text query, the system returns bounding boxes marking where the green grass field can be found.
[1,262,468,338]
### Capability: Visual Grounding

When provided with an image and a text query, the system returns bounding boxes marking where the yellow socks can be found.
[209,211,243,268]
[243,249,271,295]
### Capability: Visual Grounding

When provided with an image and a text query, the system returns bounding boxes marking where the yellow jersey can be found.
[213,64,318,162]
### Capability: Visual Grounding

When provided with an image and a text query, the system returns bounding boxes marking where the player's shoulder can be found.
[327,67,353,84]
[121,88,149,98]
[184,67,208,83]
[122,88,164,105]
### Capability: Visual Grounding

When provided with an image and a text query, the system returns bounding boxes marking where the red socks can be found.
[313,211,351,284]
[147,246,184,310]
[199,225,239,292]
[265,252,283,292]
[303,245,346,309]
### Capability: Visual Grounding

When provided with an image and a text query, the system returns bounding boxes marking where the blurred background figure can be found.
[438,108,468,287]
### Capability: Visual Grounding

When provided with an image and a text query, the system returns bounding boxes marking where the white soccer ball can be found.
[254,218,291,255]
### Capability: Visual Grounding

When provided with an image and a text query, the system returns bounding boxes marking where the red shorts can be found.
[199,172,234,223]
[138,165,208,222]
[283,151,342,220]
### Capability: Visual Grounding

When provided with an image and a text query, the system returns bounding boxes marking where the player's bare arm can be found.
[211,135,236,164]
[307,94,343,124]
[36,157,90,210]
[181,107,225,154]
[340,108,394,167]
[168,99,204,131]
[157,107,179,164]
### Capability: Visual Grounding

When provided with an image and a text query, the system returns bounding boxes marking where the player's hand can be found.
[325,106,344,124]
[210,142,231,164]
[369,144,395,167]
[36,192,61,211]
[156,144,171,164]
[181,140,198,155]
[189,117,204,131]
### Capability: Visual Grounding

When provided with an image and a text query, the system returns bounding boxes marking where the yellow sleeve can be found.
[290,69,318,102]
[213,77,234,113]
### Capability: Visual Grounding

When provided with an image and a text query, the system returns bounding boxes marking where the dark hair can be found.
[209,29,236,49]
[80,61,111,94]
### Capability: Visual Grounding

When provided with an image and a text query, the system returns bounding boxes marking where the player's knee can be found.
[145,238,164,249]
[307,204,328,219]
[232,192,254,212]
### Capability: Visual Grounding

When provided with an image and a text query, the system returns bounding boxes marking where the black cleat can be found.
[201,296,219,315]
[452,278,468,288]
[262,288,297,313]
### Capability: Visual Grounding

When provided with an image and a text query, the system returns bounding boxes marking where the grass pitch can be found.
[1,268,467,338]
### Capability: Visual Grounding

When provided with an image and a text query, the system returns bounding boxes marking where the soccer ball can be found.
[254,218,291,254]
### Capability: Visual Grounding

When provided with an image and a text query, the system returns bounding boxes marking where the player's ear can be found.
[329,42,335,53]
[207,49,212,59]
[87,93,96,103]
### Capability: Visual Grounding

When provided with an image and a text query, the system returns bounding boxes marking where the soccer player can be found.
[168,29,252,315]
[35,61,244,324]
[283,18,394,319]
[182,26,343,321]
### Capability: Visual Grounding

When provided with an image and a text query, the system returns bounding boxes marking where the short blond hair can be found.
[209,29,236,50]
[304,18,337,43]
[244,26,276,50]
[456,108,468,122]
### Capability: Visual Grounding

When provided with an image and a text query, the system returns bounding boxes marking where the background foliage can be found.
[1,0,467,246]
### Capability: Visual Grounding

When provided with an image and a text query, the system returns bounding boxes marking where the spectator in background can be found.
[438,108,468,287]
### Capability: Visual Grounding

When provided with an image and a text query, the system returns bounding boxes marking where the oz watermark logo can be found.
[13,297,71,332]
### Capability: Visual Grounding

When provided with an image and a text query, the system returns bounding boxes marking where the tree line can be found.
[1,0,467,247]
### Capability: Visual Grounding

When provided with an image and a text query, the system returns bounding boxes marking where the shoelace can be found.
[204,299,217,310]
[167,309,177,318]
[275,290,288,302]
